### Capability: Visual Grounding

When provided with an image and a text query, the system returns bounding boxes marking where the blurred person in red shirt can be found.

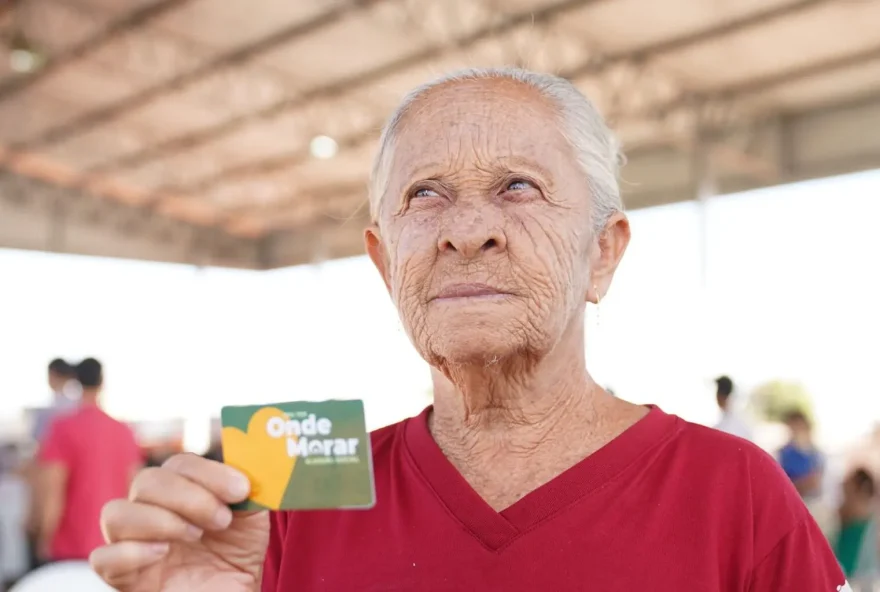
[36,358,142,562]
[25,358,79,571]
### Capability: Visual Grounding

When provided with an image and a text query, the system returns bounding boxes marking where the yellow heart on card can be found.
[221,407,296,510]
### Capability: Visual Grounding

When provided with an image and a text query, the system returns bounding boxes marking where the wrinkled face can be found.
[367,79,624,368]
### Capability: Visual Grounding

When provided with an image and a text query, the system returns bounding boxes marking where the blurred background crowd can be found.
[2,0,880,589]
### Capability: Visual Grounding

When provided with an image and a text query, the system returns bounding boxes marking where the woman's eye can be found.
[505,179,534,192]
[413,188,440,198]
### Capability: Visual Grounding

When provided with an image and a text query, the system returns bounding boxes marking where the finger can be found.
[90,541,169,587]
[161,453,251,503]
[130,467,234,532]
[101,499,204,544]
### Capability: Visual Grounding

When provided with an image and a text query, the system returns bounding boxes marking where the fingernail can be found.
[146,543,169,557]
[185,524,204,541]
[228,473,251,500]
[214,506,233,529]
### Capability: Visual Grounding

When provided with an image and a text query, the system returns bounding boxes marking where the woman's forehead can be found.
[392,79,571,177]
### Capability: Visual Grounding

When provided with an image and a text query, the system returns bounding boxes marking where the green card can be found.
[220,399,374,511]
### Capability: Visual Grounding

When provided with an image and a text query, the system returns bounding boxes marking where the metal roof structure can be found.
[1,0,879,269]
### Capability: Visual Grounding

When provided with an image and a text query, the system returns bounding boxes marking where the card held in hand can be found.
[220,399,375,511]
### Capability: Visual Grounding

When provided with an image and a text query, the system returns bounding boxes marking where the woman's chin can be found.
[415,303,540,366]
[427,328,527,367]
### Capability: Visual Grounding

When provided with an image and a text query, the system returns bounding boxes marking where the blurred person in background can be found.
[713,375,752,441]
[832,468,879,585]
[36,358,142,563]
[779,409,824,499]
[0,444,29,590]
[779,409,835,534]
[24,358,79,573]
[31,359,79,444]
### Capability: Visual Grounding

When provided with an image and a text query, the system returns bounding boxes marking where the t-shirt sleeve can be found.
[37,420,72,467]
[261,511,288,592]
[745,441,846,590]
[749,515,847,591]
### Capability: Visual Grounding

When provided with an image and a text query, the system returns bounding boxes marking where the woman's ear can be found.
[365,225,391,294]
[589,212,631,298]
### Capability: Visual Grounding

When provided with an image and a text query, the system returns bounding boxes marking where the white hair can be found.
[368,67,625,234]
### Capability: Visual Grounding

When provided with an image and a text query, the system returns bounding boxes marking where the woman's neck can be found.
[428,322,646,509]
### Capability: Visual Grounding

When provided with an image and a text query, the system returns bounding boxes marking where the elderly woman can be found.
[91,69,845,591]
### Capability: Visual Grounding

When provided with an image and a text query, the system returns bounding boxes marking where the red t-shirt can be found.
[38,403,142,560]
[263,406,846,591]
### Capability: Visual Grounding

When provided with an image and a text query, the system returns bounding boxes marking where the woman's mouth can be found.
[431,283,512,302]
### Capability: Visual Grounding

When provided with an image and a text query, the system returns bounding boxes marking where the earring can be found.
[592,284,601,328]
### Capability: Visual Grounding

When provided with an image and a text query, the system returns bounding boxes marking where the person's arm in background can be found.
[25,410,50,540]
[791,471,823,497]
[37,463,67,559]
[35,422,71,561]
[778,446,824,498]
[20,455,44,540]
[795,450,826,498]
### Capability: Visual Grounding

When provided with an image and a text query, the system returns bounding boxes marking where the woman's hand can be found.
[90,454,270,592]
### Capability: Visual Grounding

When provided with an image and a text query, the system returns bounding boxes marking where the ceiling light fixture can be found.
[309,135,338,160]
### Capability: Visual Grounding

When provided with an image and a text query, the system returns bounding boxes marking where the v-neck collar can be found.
[403,405,679,551]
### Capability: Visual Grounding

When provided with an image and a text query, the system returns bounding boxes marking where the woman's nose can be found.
[437,216,507,259]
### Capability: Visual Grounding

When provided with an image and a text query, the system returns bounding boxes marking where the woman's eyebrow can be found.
[399,162,446,183]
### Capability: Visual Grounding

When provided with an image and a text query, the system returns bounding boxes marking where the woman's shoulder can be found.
[673,415,791,476]
[366,406,430,465]
[368,418,407,454]
[666,414,810,517]
[656,413,814,558]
